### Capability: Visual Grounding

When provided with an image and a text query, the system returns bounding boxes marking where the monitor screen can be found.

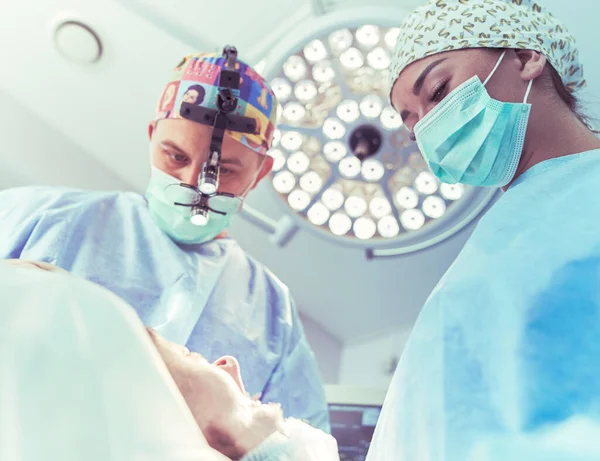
[328,403,382,461]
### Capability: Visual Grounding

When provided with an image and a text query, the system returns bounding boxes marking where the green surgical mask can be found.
[145,167,242,245]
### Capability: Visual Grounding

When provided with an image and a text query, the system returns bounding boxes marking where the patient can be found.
[148,328,338,460]
[1,259,338,461]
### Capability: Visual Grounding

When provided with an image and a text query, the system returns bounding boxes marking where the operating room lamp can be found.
[238,5,498,259]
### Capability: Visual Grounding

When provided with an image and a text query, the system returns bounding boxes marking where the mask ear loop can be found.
[523,78,534,104]
[483,50,507,86]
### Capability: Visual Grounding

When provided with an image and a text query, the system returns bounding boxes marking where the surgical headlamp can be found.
[175,45,257,226]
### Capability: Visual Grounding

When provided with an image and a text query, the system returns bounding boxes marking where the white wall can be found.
[339,326,412,390]
[0,90,132,191]
[300,313,343,384]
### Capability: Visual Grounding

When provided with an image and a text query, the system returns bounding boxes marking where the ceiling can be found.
[0,0,598,344]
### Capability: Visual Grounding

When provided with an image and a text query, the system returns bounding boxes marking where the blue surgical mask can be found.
[145,167,241,245]
[414,51,533,187]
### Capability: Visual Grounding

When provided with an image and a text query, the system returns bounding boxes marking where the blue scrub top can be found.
[0,186,330,432]
[368,150,600,460]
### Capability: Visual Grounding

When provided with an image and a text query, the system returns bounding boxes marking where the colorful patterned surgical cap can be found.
[389,0,585,96]
[155,53,278,156]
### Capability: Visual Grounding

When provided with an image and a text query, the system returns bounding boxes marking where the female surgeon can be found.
[0,51,329,431]
[367,0,600,460]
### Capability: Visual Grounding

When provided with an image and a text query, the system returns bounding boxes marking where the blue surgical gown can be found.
[0,186,330,432]
[367,149,600,461]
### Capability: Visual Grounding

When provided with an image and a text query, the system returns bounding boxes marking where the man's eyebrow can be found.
[160,140,189,156]
[220,157,243,167]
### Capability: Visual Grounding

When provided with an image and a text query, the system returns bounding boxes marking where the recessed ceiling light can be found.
[54,20,102,64]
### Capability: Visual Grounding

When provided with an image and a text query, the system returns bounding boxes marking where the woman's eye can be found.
[430,81,448,103]
[219,166,233,175]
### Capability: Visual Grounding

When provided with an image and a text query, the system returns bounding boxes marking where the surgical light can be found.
[440,183,465,201]
[307,202,330,225]
[337,100,360,123]
[329,212,352,235]
[322,188,345,211]
[271,78,292,101]
[281,131,303,151]
[304,39,328,62]
[360,95,383,118]
[401,209,425,230]
[369,197,392,219]
[344,196,367,218]
[288,189,311,211]
[354,217,377,240]
[340,47,364,70]
[324,141,347,162]
[294,80,318,102]
[361,159,385,182]
[283,55,307,81]
[323,118,346,140]
[422,195,446,219]
[287,151,310,175]
[300,171,323,194]
[263,23,493,251]
[339,157,361,178]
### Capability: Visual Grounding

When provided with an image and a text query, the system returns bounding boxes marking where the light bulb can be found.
[270,148,286,172]
[369,197,392,219]
[336,100,360,123]
[283,102,306,122]
[440,183,465,201]
[384,28,400,49]
[280,131,303,151]
[340,47,364,70]
[283,55,307,82]
[415,171,439,195]
[356,25,380,47]
[307,202,330,226]
[272,129,281,147]
[312,60,335,83]
[323,141,347,163]
[329,212,352,236]
[304,39,327,62]
[287,151,310,175]
[400,209,425,230]
[339,157,361,178]
[354,217,377,240]
[360,94,383,118]
[361,159,385,182]
[294,80,318,102]
[190,213,208,226]
[299,171,323,194]
[329,28,353,54]
[378,215,400,238]
[422,195,446,219]
[367,47,390,70]
[323,118,346,140]
[380,107,403,130]
[322,188,345,211]
[395,187,419,209]
[272,171,296,194]
[345,195,368,218]
[270,78,292,102]
[288,189,311,211]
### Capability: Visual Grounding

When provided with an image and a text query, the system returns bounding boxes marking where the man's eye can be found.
[167,152,188,163]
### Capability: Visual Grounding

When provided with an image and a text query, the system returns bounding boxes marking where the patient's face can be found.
[148,329,283,459]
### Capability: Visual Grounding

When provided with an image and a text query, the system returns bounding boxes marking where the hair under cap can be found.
[155,53,278,156]
[388,0,585,97]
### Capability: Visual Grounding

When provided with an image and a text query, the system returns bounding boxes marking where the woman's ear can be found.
[515,49,547,82]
